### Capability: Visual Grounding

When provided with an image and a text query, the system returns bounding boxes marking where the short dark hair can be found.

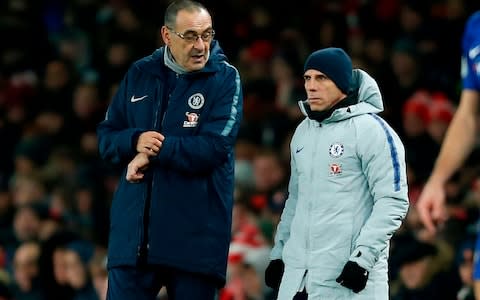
[164,0,209,28]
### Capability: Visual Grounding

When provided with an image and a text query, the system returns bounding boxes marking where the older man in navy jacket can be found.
[97,1,243,299]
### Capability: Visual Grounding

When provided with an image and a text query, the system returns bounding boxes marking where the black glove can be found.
[265,259,284,290]
[336,261,369,293]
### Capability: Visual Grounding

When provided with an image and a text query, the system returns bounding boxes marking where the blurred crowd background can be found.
[1,0,480,299]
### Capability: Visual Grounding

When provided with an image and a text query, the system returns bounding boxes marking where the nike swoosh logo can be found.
[296,147,304,153]
[131,95,148,102]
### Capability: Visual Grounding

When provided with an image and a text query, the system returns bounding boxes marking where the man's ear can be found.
[160,26,170,45]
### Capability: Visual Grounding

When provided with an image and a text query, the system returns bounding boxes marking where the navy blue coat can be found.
[97,41,243,285]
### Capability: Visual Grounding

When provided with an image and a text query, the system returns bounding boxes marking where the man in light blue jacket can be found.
[264,47,409,299]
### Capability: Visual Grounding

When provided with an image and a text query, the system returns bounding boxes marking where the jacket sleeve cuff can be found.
[349,245,379,271]
[131,131,142,151]
[153,137,173,165]
[269,241,285,260]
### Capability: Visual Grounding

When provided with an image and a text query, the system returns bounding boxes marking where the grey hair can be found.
[164,0,210,28]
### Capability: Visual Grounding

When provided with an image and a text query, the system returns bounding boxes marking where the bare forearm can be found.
[429,90,479,184]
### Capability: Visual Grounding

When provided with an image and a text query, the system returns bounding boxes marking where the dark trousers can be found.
[107,265,218,300]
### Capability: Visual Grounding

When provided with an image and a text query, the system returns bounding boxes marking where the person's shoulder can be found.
[133,48,163,68]
[354,113,399,136]
[465,11,480,30]
[352,115,405,151]
[293,117,312,134]
[291,118,310,141]
[126,48,166,78]
[462,11,480,62]
[468,10,480,21]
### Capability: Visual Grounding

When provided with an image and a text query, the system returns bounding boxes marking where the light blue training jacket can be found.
[270,69,410,300]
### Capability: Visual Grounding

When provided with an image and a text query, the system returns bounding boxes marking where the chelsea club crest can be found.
[188,93,205,109]
[329,143,344,158]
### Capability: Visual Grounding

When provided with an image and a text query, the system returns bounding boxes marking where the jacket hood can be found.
[133,40,227,78]
[299,69,384,123]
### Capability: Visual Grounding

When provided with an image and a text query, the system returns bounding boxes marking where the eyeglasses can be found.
[167,26,215,43]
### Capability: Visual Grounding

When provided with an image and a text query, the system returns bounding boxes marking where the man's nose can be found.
[305,82,316,90]
[193,36,207,47]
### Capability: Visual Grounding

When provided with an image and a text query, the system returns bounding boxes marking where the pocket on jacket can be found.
[309,222,352,275]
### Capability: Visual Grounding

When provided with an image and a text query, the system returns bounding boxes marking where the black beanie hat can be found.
[303,47,352,94]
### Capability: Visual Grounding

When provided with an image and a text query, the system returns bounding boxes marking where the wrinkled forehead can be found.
[174,9,212,32]
[304,69,324,76]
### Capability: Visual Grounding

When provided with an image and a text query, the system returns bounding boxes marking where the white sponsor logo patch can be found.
[183,112,199,127]
[329,163,342,175]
